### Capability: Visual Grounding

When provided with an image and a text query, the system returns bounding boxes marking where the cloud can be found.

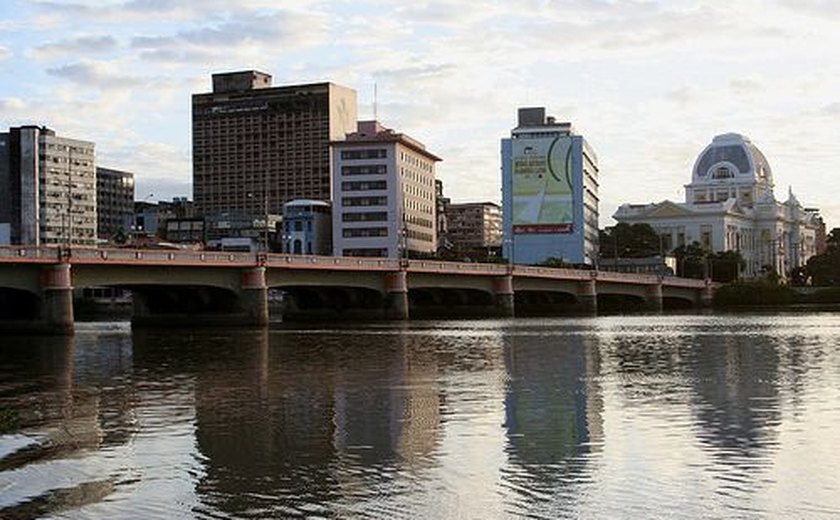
[730,78,764,96]
[0,45,9,61]
[821,102,840,117]
[46,60,148,89]
[32,0,321,23]
[31,35,119,60]
[130,10,329,64]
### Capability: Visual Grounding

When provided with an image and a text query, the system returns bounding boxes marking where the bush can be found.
[713,281,797,307]
[798,287,840,304]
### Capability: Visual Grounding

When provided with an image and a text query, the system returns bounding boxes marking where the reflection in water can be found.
[502,332,603,517]
[1,315,840,519]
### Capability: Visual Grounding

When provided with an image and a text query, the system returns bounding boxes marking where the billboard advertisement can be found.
[511,136,574,234]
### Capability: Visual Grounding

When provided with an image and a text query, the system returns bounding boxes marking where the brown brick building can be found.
[192,71,357,216]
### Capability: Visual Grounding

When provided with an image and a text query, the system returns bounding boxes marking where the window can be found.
[343,227,388,238]
[341,180,387,191]
[342,212,388,222]
[342,196,388,207]
[342,164,387,176]
[341,149,387,160]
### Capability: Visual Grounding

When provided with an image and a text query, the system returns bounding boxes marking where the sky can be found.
[0,0,838,227]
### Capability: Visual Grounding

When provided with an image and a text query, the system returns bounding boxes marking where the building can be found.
[331,121,441,258]
[165,218,205,244]
[501,108,600,265]
[281,199,332,255]
[0,125,96,246]
[445,202,502,258]
[204,212,281,252]
[192,70,357,217]
[613,133,821,278]
[96,166,134,241]
[435,179,450,252]
[133,197,195,238]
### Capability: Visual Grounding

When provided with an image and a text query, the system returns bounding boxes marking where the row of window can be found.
[342,212,387,222]
[342,196,388,207]
[341,180,387,191]
[341,149,387,160]
[342,164,387,176]
[343,227,388,238]
[343,248,388,257]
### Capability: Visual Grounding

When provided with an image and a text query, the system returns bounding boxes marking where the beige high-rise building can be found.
[192,71,357,217]
[0,126,96,246]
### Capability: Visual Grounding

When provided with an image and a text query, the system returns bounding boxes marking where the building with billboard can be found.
[613,133,821,278]
[501,108,600,265]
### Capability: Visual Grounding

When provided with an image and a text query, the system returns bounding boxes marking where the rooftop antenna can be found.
[373,82,378,121]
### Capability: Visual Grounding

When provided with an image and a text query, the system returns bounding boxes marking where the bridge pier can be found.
[384,271,409,320]
[576,280,598,314]
[40,263,75,334]
[644,283,664,312]
[493,275,515,317]
[698,281,713,308]
[239,267,269,326]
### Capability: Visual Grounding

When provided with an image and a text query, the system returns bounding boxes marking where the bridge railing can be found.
[70,247,258,265]
[265,253,400,270]
[0,245,60,262]
[0,246,712,287]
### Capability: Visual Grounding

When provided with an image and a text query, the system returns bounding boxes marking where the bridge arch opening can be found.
[280,286,385,320]
[597,293,648,313]
[0,288,41,321]
[408,287,495,318]
[514,291,579,316]
[663,296,696,310]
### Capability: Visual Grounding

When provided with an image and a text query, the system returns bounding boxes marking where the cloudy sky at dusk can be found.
[0,0,838,225]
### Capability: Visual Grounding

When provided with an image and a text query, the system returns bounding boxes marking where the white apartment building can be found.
[0,126,96,246]
[332,121,441,258]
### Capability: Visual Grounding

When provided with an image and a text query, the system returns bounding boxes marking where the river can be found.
[1,312,840,519]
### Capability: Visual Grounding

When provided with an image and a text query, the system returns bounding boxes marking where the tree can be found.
[806,228,840,286]
[599,223,662,259]
[672,242,707,279]
[708,250,746,283]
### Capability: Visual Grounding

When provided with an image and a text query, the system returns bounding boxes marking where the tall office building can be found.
[332,121,441,258]
[96,166,134,240]
[0,126,96,246]
[501,108,600,265]
[192,71,357,216]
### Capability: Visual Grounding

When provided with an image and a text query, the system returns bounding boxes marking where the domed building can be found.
[614,133,822,278]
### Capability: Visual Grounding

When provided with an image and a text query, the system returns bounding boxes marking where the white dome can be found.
[692,133,772,186]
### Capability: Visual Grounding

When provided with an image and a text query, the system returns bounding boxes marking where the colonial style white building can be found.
[614,133,821,278]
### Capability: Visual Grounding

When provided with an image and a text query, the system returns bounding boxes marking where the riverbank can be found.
[713,281,840,307]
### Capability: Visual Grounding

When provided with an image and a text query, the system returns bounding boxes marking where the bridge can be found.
[0,246,714,334]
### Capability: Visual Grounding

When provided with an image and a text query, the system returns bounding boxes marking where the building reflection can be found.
[0,333,135,517]
[331,330,441,467]
[686,334,782,459]
[173,326,443,517]
[502,333,603,490]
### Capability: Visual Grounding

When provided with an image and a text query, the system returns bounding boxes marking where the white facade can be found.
[614,133,820,278]
[0,126,96,246]
[332,121,440,258]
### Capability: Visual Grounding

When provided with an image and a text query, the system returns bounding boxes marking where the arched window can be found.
[712,166,734,179]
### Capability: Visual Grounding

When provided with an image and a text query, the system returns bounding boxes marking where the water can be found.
[2,313,840,519]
